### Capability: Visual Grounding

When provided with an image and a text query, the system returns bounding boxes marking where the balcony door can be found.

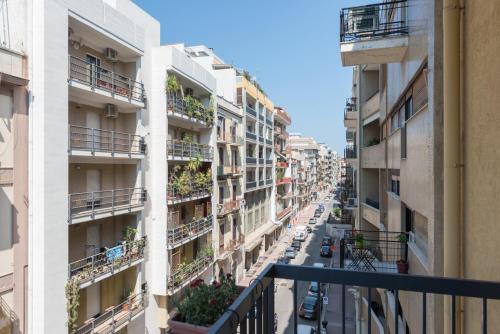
[85,54,101,87]
[86,225,101,319]
[232,149,237,171]
[86,170,102,206]
[86,111,101,151]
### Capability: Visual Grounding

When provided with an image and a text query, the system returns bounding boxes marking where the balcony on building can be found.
[361,140,386,169]
[73,289,146,334]
[217,165,243,180]
[167,139,213,162]
[276,177,292,186]
[68,17,145,110]
[344,144,357,161]
[246,104,257,118]
[265,138,273,146]
[68,187,146,224]
[246,130,257,142]
[276,161,288,169]
[344,97,358,128]
[167,211,213,249]
[167,253,213,295]
[217,199,242,218]
[362,90,381,122]
[68,237,147,289]
[362,198,381,228]
[266,158,273,165]
[167,181,211,205]
[340,1,409,66]
[246,156,257,165]
[218,235,245,261]
[217,131,243,146]
[69,125,146,162]
[258,136,264,144]
[246,180,257,191]
[167,92,213,129]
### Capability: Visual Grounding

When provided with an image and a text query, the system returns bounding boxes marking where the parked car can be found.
[320,245,332,257]
[284,247,297,259]
[309,218,317,225]
[299,295,319,319]
[307,281,325,297]
[294,225,308,241]
[306,226,313,233]
[318,204,325,212]
[297,325,316,334]
[314,210,322,218]
[313,262,327,268]
[277,256,290,264]
[291,240,302,251]
[321,236,333,246]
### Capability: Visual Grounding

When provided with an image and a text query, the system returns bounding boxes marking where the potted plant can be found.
[169,274,243,334]
[396,233,409,274]
[122,288,133,311]
[334,207,341,219]
[354,233,364,248]
[65,278,80,332]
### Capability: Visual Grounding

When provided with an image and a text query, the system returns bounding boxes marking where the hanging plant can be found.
[204,95,215,126]
[66,278,80,332]
[122,226,138,244]
[166,75,180,93]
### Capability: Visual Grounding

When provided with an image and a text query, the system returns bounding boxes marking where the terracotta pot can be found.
[397,260,409,274]
[168,315,210,334]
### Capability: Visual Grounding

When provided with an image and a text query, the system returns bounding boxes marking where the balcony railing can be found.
[69,125,145,156]
[258,136,264,143]
[246,181,257,190]
[339,230,407,273]
[246,131,257,141]
[217,200,242,217]
[246,157,257,165]
[340,1,408,43]
[246,105,257,117]
[276,177,292,186]
[68,237,147,287]
[265,139,273,146]
[167,182,211,204]
[73,290,146,334]
[276,207,292,220]
[218,132,244,146]
[0,167,13,186]
[266,118,273,126]
[265,178,272,185]
[68,188,146,222]
[276,161,288,168]
[167,93,213,125]
[345,145,357,159]
[167,254,213,293]
[365,198,380,210]
[258,158,264,164]
[167,215,213,249]
[68,56,144,102]
[167,140,213,160]
[208,263,500,334]
[258,114,264,122]
[217,165,242,178]
[266,159,273,165]
[258,180,264,187]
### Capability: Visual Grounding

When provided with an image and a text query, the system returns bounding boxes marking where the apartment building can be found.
[274,107,293,229]
[0,1,29,333]
[289,134,320,203]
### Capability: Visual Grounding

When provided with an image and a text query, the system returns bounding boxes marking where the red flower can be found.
[226,273,232,279]
[190,278,204,288]
[210,298,217,305]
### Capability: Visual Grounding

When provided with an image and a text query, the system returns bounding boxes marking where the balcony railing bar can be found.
[69,125,145,155]
[167,215,213,248]
[167,139,213,160]
[73,289,146,334]
[68,188,146,221]
[208,263,500,334]
[69,56,144,102]
[246,131,257,141]
[246,106,257,117]
[167,255,213,292]
[167,183,211,203]
[68,237,147,284]
[167,93,213,125]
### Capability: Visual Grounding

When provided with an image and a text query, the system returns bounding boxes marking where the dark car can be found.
[277,256,290,264]
[320,245,332,257]
[299,295,319,319]
[291,240,302,251]
[314,210,322,218]
[306,226,313,233]
[321,236,333,246]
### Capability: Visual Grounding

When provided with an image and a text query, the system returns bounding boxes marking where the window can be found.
[219,187,224,204]
[219,147,224,165]
[391,175,400,195]
[404,97,413,121]
[405,206,428,257]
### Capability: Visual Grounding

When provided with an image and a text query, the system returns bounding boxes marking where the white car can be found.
[297,324,316,334]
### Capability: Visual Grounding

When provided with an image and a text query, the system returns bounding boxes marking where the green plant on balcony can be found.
[122,226,138,244]
[174,274,238,327]
[65,278,80,332]
[199,246,214,259]
[334,207,341,218]
[204,95,215,126]
[184,95,204,119]
[166,75,180,94]
[355,233,364,248]
[182,133,193,144]
[367,137,381,147]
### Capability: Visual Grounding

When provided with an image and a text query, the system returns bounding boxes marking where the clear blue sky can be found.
[134,0,372,154]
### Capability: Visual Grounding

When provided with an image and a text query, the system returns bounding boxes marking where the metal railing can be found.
[167,182,211,203]
[246,131,257,141]
[68,55,144,102]
[217,165,242,178]
[167,93,212,125]
[68,188,147,221]
[258,158,264,164]
[345,145,357,159]
[258,114,264,122]
[266,118,273,126]
[217,200,242,217]
[265,139,273,146]
[246,105,257,117]
[340,0,408,42]
[208,263,500,334]
[73,290,146,334]
[167,255,214,292]
[167,139,213,160]
[365,198,380,209]
[246,157,257,164]
[266,178,272,185]
[0,167,13,185]
[167,215,213,248]
[68,237,147,284]
[258,180,264,187]
[258,136,264,143]
[266,159,273,165]
[0,295,18,330]
[69,125,145,156]
[246,181,257,190]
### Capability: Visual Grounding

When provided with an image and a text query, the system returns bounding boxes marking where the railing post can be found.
[111,189,115,215]
[111,130,115,155]
[128,77,132,100]
[91,192,95,216]
[128,133,131,156]
[91,254,95,281]
[91,128,95,154]
[111,71,115,96]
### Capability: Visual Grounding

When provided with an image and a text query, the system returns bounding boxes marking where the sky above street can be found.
[134,0,373,154]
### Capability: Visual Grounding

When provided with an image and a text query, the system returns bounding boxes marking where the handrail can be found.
[69,125,145,155]
[68,237,147,284]
[167,182,211,202]
[73,290,146,334]
[68,188,147,220]
[217,199,242,217]
[167,93,212,125]
[167,139,213,160]
[246,105,257,117]
[167,215,213,248]
[68,55,144,102]
[167,255,214,291]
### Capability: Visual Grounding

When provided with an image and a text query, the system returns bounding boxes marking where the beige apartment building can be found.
[274,107,293,228]
[340,0,500,333]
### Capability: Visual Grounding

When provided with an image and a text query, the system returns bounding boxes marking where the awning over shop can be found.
[244,237,263,252]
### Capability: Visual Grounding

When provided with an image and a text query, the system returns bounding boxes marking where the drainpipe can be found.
[443,0,462,332]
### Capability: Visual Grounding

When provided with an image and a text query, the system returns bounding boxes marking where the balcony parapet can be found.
[246,157,257,165]
[246,105,257,118]
[167,140,213,161]
[217,165,243,179]
[217,132,244,146]
[167,215,213,249]
[167,183,211,205]
[68,237,147,288]
[246,181,257,190]
[246,131,257,141]
[167,255,213,295]
[167,93,213,127]
[68,188,146,224]
[217,200,243,217]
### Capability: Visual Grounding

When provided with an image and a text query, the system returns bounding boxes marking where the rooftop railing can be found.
[68,188,146,222]
[167,139,213,160]
[208,263,500,334]
[167,254,213,294]
[340,0,408,43]
[68,237,147,286]
[167,215,213,249]
[69,56,144,102]
[73,289,146,334]
[69,125,146,156]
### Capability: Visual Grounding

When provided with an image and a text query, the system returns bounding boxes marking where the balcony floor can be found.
[167,110,210,129]
[69,151,144,164]
[69,81,144,111]
[78,257,144,289]
[69,203,144,224]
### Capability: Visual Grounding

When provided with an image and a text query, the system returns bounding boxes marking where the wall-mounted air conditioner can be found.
[104,104,119,118]
[105,48,118,62]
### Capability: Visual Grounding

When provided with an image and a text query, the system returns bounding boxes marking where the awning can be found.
[265,223,279,235]
[244,237,263,252]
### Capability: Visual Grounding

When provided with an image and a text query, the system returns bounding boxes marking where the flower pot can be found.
[354,240,364,248]
[168,314,210,334]
[397,260,409,274]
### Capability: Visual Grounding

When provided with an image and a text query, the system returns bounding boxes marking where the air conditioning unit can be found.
[105,48,118,62]
[104,104,119,118]
[347,7,379,34]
